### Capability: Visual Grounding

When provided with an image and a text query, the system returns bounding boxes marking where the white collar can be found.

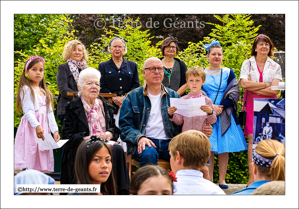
[176,169,203,178]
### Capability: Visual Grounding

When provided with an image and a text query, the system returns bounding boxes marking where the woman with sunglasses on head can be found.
[160,35,188,96]
[239,34,282,185]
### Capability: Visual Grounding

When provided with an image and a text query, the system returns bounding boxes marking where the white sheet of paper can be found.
[170,98,207,117]
[36,133,68,150]
[106,140,118,146]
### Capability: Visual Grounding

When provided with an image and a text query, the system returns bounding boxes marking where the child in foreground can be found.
[15,56,60,173]
[14,169,55,195]
[168,66,216,132]
[70,136,117,195]
[130,165,173,195]
[169,130,225,194]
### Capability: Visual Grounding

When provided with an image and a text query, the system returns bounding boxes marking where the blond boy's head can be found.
[186,66,206,82]
[168,130,211,172]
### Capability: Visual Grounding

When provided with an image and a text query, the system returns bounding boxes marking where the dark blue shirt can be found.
[98,58,140,95]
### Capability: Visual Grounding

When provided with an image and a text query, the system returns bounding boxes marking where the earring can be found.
[255,49,257,52]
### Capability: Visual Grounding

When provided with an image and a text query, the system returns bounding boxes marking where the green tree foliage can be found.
[14,14,64,61]
[14,14,75,128]
[207,14,261,76]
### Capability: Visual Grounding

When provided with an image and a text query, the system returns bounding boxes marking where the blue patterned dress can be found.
[202,68,247,154]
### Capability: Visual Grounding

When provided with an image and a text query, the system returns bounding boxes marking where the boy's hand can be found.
[202,124,213,137]
[201,105,213,114]
[168,106,177,116]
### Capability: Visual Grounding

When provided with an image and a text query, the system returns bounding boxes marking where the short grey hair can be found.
[108,37,127,55]
[78,67,101,94]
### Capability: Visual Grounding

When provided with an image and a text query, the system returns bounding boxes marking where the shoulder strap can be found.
[213,68,223,104]
[242,59,251,111]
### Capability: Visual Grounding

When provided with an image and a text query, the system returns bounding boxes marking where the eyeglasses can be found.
[144,67,164,73]
[165,46,176,50]
[112,45,124,49]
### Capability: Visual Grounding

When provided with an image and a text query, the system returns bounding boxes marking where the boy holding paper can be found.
[168,66,216,132]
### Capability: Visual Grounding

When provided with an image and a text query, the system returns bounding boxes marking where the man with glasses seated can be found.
[119,57,213,167]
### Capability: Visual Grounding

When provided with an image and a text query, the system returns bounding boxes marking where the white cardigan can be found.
[20,86,58,134]
[239,56,282,83]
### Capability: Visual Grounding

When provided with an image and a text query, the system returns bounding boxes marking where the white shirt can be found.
[239,56,282,83]
[144,92,168,140]
[20,85,58,133]
[173,169,226,195]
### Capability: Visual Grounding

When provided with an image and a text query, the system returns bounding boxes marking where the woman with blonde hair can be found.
[232,139,285,195]
[56,40,89,122]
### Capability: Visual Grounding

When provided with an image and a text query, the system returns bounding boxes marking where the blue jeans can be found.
[133,139,170,167]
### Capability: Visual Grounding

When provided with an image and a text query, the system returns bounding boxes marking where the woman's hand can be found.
[168,106,177,116]
[201,105,213,114]
[36,125,44,140]
[83,136,91,141]
[96,132,113,141]
[113,96,125,107]
[53,131,60,142]
[213,105,223,116]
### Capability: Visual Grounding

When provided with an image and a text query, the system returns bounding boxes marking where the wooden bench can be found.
[126,154,171,181]
[67,92,117,103]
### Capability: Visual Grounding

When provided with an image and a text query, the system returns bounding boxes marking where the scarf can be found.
[81,97,106,135]
[67,58,88,84]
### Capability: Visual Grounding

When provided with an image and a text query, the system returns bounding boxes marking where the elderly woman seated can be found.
[60,67,130,195]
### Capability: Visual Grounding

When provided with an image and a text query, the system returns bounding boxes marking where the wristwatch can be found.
[208,110,213,115]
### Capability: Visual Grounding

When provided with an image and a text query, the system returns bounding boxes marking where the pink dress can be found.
[15,95,54,172]
[244,66,277,136]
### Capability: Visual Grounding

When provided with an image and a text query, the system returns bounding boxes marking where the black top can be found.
[60,96,120,184]
[160,57,187,92]
[56,63,80,116]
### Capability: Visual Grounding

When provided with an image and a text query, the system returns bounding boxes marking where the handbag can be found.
[238,59,251,126]
[238,108,247,126]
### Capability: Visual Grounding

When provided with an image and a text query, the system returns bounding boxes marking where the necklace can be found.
[113,58,123,68]
[162,58,175,69]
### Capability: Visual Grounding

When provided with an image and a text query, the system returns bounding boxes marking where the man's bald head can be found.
[143,57,162,69]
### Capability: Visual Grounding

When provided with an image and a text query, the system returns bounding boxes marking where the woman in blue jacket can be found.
[98,37,140,114]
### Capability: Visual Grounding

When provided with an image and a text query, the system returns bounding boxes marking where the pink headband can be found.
[25,56,45,70]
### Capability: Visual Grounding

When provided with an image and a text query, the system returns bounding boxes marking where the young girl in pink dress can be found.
[15,56,60,173]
